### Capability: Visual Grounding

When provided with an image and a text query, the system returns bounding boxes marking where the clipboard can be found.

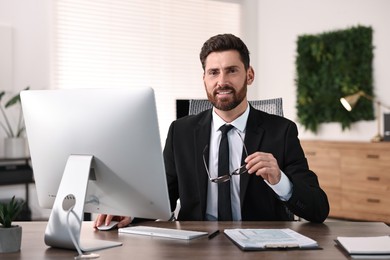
[224,228,321,251]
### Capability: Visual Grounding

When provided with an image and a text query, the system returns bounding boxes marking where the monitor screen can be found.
[21,87,172,251]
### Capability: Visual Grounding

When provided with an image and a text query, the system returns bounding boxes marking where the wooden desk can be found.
[4,221,390,259]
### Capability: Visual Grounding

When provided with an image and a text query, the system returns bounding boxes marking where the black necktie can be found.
[218,124,234,221]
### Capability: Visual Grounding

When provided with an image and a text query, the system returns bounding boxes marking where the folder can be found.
[335,236,390,259]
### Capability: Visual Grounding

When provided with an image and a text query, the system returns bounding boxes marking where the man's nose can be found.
[217,73,228,87]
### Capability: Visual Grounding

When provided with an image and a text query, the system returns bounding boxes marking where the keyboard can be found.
[118,226,208,240]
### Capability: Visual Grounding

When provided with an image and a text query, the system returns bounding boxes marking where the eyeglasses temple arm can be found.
[236,131,249,157]
[202,145,213,179]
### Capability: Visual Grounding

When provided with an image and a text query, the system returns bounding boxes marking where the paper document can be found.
[118,226,208,240]
[336,236,390,258]
[224,228,319,251]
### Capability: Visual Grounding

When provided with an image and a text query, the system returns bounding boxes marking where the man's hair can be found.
[199,33,250,71]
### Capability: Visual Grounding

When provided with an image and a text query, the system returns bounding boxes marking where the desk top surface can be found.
[3,220,390,260]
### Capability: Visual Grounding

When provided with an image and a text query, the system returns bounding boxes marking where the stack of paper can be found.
[336,236,390,259]
[224,228,319,251]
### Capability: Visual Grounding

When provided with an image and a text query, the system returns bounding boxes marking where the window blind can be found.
[52,0,241,142]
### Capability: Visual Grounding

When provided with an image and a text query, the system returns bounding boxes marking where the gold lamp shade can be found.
[340,90,372,111]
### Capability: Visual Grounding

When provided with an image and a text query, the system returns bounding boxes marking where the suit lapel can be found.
[194,111,212,218]
[240,107,265,206]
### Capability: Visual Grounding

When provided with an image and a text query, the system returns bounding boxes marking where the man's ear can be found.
[247,66,255,85]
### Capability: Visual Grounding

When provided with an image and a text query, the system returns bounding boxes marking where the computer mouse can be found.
[96,221,119,231]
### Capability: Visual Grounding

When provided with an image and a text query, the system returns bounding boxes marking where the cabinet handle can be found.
[366,198,380,203]
[367,176,380,181]
[366,154,380,159]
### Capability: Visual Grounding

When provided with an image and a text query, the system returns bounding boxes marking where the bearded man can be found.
[94,34,329,228]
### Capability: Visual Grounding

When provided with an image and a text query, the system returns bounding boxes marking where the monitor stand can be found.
[44,155,122,252]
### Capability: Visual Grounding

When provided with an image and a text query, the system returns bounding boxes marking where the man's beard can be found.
[206,81,247,111]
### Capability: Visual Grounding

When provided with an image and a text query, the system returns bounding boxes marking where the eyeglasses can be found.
[202,131,249,183]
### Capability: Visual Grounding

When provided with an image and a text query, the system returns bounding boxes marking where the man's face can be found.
[203,50,253,111]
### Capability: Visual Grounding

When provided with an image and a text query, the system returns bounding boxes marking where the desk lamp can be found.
[340,90,390,142]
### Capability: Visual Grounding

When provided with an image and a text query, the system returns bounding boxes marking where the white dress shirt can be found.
[205,103,293,221]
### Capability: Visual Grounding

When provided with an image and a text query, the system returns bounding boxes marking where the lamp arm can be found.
[361,92,390,110]
[375,101,381,139]
[377,101,390,111]
[361,92,374,101]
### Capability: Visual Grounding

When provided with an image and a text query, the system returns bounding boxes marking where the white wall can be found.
[0,0,50,155]
[255,0,390,141]
[0,0,51,219]
[2,0,389,142]
[3,0,389,143]
[0,0,50,92]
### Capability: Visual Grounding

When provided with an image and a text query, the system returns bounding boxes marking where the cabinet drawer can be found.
[341,149,390,170]
[302,147,341,188]
[341,149,390,192]
[342,170,390,192]
[342,189,390,215]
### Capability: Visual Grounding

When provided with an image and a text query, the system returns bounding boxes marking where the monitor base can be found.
[44,155,122,252]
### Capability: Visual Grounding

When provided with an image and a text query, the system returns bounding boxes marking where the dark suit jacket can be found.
[163,106,329,223]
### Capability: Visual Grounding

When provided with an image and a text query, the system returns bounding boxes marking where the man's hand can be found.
[245,151,281,185]
[93,214,132,229]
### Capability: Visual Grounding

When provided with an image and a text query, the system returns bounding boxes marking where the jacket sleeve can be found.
[282,121,330,223]
[163,121,180,213]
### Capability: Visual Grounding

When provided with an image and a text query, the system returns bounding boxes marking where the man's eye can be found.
[208,70,218,76]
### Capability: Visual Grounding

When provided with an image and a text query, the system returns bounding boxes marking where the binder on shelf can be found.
[0,163,33,185]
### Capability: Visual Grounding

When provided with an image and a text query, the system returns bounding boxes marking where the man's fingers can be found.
[117,217,132,228]
[93,214,107,228]
[105,215,114,225]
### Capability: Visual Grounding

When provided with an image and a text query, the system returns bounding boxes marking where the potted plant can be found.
[0,86,30,158]
[0,196,25,253]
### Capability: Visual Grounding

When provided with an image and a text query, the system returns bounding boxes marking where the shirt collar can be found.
[212,102,250,133]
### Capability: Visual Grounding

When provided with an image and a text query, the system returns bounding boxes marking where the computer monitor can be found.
[21,87,172,252]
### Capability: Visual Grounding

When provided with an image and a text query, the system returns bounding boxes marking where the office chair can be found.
[188,98,284,117]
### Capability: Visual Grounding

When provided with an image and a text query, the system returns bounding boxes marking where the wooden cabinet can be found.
[300,141,390,223]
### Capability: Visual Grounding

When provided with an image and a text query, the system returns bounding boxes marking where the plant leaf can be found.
[5,86,30,108]
[0,196,25,228]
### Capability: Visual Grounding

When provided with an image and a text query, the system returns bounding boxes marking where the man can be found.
[95,33,329,228]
